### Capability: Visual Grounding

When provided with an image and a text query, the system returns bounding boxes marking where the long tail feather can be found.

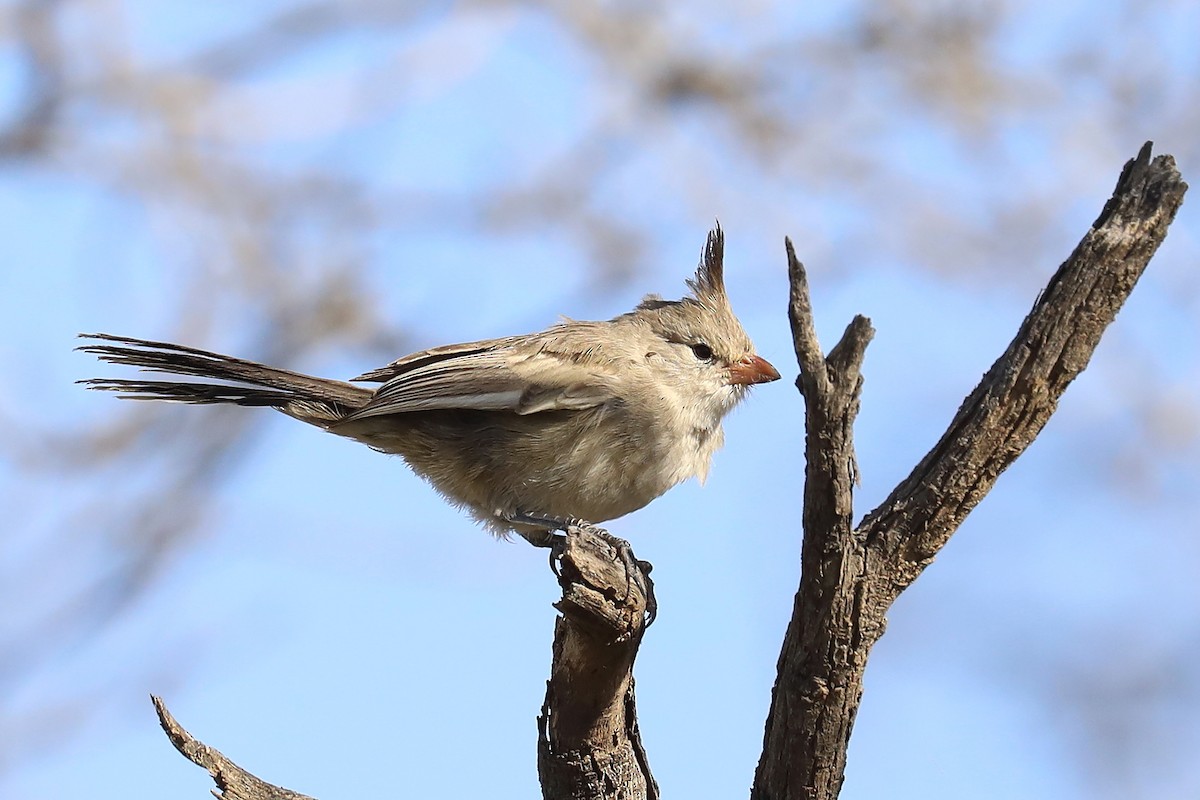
[77,377,296,406]
[77,333,371,422]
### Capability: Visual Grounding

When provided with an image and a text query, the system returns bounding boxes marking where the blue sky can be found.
[2,2,1199,798]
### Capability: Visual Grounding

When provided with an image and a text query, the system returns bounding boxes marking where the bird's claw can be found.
[505,510,656,627]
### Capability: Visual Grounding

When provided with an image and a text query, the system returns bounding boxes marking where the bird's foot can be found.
[506,510,573,574]
[504,510,656,628]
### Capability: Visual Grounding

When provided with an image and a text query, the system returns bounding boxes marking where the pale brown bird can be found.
[79,226,779,548]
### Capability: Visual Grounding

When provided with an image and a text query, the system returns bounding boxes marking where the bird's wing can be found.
[351,336,526,383]
[342,332,616,420]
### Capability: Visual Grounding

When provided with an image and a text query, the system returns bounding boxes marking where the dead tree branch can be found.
[751,141,1187,800]
[152,695,314,800]
[537,524,657,800]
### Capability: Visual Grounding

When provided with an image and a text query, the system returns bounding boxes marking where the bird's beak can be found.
[728,354,781,386]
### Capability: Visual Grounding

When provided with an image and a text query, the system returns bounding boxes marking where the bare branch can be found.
[537,525,657,800]
[753,243,875,800]
[753,143,1187,800]
[786,240,831,392]
[152,695,315,800]
[863,141,1188,578]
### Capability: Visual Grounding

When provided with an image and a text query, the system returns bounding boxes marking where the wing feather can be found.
[341,331,617,420]
[351,336,527,383]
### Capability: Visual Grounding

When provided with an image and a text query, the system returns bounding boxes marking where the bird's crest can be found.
[687,223,726,302]
[634,224,733,317]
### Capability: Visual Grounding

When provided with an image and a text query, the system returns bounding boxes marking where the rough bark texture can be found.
[751,239,877,800]
[152,695,315,800]
[537,524,658,800]
[750,142,1187,800]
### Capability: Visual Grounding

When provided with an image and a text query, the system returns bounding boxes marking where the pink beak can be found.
[728,354,781,386]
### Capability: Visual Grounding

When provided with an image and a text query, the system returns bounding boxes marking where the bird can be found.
[79,226,779,548]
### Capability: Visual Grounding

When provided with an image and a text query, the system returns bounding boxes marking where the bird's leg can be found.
[503,510,656,626]
[505,509,582,534]
[507,511,571,574]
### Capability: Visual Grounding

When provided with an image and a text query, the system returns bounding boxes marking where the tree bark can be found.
[751,141,1187,800]
[152,695,315,800]
[537,524,657,800]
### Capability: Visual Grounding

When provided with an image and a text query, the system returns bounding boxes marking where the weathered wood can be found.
[153,695,315,800]
[537,524,658,800]
[751,143,1186,800]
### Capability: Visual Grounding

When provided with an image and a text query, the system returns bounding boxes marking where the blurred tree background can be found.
[1,1,1197,798]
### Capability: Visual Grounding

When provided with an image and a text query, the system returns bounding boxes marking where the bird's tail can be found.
[77,333,372,424]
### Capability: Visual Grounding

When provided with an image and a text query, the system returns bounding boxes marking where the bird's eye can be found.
[690,342,714,361]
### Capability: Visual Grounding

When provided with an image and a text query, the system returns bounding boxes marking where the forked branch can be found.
[752,142,1186,800]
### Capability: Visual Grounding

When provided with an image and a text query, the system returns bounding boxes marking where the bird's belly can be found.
[342,406,715,530]
[514,416,715,523]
